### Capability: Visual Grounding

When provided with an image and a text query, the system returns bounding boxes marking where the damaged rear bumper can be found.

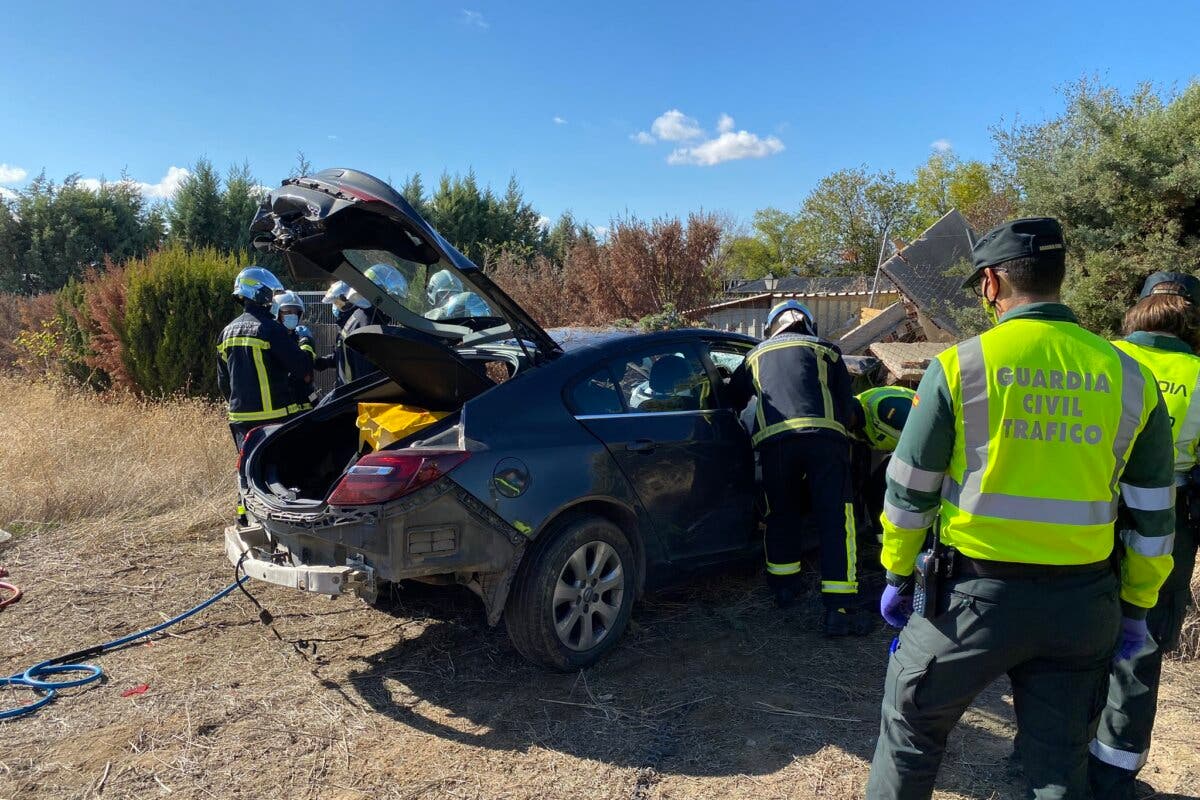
[225,523,375,597]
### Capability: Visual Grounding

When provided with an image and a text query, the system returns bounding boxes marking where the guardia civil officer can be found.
[866,218,1176,800]
[1090,272,1200,800]
[336,264,408,386]
[217,267,315,450]
[728,300,873,636]
[848,386,916,541]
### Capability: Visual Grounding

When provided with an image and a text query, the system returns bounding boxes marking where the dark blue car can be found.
[230,168,851,669]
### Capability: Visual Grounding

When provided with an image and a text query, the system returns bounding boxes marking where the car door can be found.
[697,338,758,552]
[570,342,750,563]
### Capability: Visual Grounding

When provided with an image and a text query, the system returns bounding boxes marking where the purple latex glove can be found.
[1115,617,1149,662]
[880,584,913,629]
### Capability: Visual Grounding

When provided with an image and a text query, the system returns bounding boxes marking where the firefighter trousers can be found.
[759,432,857,606]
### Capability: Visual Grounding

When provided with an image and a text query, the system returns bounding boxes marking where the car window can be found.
[568,368,624,416]
[342,249,496,322]
[612,347,713,413]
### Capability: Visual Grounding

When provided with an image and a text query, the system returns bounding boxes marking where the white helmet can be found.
[364,263,410,302]
[322,280,351,304]
[270,290,305,319]
[427,269,464,308]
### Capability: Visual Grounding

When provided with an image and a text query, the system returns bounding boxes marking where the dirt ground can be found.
[1,381,1198,800]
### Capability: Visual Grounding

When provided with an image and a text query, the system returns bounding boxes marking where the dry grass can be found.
[0,380,1197,800]
[0,377,232,532]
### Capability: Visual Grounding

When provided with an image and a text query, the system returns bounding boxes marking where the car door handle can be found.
[626,439,657,454]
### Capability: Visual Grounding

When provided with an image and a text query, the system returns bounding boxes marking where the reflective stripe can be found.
[747,338,840,364]
[1109,350,1148,493]
[942,482,1116,525]
[887,457,945,493]
[1089,738,1148,771]
[766,561,802,576]
[946,337,1128,526]
[217,336,271,352]
[751,417,846,446]
[1178,370,1200,471]
[883,499,936,530]
[1120,529,1176,557]
[821,581,857,594]
[235,505,246,515]
[843,502,857,594]
[1119,482,1176,511]
[300,343,316,357]
[228,403,305,423]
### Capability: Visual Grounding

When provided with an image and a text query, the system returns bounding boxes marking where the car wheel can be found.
[504,515,635,670]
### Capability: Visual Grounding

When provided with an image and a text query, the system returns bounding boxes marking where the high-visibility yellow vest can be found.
[1113,339,1200,476]
[934,320,1162,564]
[856,386,916,452]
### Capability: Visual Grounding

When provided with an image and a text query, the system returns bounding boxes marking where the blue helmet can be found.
[270,290,305,319]
[765,300,816,336]
[232,266,285,307]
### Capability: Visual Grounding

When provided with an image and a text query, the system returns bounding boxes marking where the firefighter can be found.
[272,290,333,375]
[217,267,315,449]
[336,264,407,386]
[848,386,917,541]
[866,218,1175,799]
[1090,272,1200,799]
[728,299,873,636]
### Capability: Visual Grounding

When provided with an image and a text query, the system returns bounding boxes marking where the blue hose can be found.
[1,577,246,720]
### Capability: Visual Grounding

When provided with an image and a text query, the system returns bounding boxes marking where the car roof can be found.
[549,326,758,356]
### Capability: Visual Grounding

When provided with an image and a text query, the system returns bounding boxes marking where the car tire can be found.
[504,515,635,671]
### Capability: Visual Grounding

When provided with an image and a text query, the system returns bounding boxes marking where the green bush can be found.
[123,245,243,397]
[54,278,106,388]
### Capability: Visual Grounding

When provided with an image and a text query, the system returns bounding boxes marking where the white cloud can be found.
[462,9,488,28]
[667,130,785,166]
[553,116,568,125]
[590,224,610,239]
[536,214,551,231]
[717,113,735,134]
[931,138,952,153]
[327,134,339,140]
[0,186,16,201]
[630,131,655,145]
[0,163,27,183]
[75,166,192,200]
[650,109,703,142]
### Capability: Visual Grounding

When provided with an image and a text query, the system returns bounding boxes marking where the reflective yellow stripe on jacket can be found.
[218,336,292,423]
[747,339,845,446]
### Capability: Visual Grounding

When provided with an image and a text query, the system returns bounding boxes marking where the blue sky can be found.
[2,0,1199,230]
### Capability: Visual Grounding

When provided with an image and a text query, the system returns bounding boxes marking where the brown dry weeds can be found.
[0,380,1197,800]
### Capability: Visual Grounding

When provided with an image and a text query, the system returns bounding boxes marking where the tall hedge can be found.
[124,245,243,397]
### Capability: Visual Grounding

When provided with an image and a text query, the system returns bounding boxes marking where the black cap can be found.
[1139,271,1200,306]
[960,217,1065,289]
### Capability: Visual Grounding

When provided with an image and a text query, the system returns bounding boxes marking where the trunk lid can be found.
[249,167,562,362]
[344,325,494,411]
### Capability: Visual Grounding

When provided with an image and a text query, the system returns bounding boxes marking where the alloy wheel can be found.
[551,540,625,651]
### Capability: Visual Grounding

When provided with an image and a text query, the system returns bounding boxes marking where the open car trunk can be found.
[245,328,505,507]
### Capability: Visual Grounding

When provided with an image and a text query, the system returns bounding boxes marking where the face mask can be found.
[282,314,300,331]
[980,296,999,326]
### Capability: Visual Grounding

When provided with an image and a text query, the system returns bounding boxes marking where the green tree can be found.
[995,79,1200,335]
[425,171,547,265]
[793,168,916,275]
[911,151,1015,234]
[722,235,778,280]
[167,158,224,251]
[220,162,263,253]
[0,173,164,293]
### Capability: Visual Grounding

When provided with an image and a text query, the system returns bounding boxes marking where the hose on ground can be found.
[0,568,21,610]
[0,573,249,720]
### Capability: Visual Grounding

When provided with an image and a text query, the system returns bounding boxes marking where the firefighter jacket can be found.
[216,303,314,423]
[729,331,854,448]
[880,303,1175,616]
[336,306,389,387]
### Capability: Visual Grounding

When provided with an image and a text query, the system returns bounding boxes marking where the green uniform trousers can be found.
[867,569,1121,800]
[1090,511,1198,799]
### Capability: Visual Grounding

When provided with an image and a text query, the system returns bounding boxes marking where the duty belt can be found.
[954,555,1110,580]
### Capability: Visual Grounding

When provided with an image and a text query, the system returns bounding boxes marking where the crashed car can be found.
[228,168,875,670]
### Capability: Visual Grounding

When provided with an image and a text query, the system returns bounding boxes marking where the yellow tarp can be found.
[356,403,449,452]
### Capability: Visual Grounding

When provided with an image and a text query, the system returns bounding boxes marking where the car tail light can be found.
[327,450,471,506]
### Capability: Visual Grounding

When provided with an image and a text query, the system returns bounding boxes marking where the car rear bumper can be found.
[224,523,374,597]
